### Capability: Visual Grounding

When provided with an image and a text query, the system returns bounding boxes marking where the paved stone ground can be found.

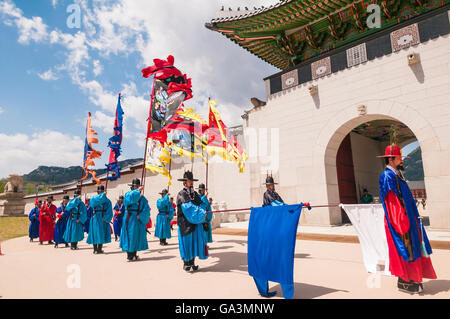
[1,231,449,299]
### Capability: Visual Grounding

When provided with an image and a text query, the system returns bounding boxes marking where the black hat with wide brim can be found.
[128,178,141,187]
[63,195,70,200]
[159,189,169,196]
[263,176,278,185]
[196,183,206,190]
[177,171,198,182]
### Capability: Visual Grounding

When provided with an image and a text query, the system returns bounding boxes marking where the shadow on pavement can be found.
[294,253,310,259]
[422,279,450,296]
[214,239,247,246]
[272,282,349,299]
[198,251,248,273]
[138,255,177,262]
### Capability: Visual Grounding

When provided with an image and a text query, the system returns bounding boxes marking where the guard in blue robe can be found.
[176,171,209,272]
[113,196,125,242]
[263,175,284,206]
[120,178,150,261]
[63,189,88,250]
[28,201,41,242]
[84,199,93,233]
[87,185,113,254]
[54,196,70,248]
[154,189,175,245]
[197,183,213,243]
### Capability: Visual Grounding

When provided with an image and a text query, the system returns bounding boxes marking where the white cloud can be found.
[0,106,4,115]
[0,1,48,44]
[2,0,279,153]
[91,110,114,134]
[38,69,58,81]
[93,59,103,76]
[0,130,84,178]
[51,0,58,8]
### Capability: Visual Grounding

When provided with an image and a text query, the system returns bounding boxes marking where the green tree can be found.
[0,179,6,193]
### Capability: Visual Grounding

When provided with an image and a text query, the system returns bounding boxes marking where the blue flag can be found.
[106,94,124,181]
[248,203,306,299]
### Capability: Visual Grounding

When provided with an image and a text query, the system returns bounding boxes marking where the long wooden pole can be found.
[167,145,173,193]
[208,204,340,214]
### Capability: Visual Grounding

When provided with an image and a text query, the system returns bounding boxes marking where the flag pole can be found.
[79,112,90,195]
[167,144,173,193]
[206,97,210,191]
[141,76,156,194]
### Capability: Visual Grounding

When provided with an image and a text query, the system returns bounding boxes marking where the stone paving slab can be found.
[0,232,449,299]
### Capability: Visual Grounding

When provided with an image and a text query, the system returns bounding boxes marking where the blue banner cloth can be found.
[248,203,304,299]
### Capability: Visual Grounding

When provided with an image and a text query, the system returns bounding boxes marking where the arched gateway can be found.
[316,100,440,226]
[206,2,450,229]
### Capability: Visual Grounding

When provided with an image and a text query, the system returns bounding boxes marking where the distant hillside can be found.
[403,147,424,181]
[22,158,143,186]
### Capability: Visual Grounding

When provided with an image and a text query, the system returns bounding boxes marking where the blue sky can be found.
[0,0,278,178]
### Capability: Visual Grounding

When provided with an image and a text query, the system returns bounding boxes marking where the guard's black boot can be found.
[398,278,420,294]
[190,259,199,271]
[70,242,75,250]
[160,239,164,246]
[163,239,168,246]
[98,244,104,254]
[29,238,32,242]
[54,243,58,248]
[115,235,118,242]
[183,260,191,271]
[40,241,43,245]
[48,241,54,245]
[133,252,139,260]
[93,244,98,254]
[127,252,133,261]
[74,242,78,250]
[65,243,69,248]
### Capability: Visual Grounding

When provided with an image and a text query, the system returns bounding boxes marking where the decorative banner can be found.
[82,112,103,185]
[105,94,124,181]
[141,55,193,135]
[311,56,331,80]
[390,23,420,52]
[281,69,298,90]
[144,138,172,185]
[206,99,248,172]
[346,43,367,67]
[164,108,208,162]
[150,79,189,133]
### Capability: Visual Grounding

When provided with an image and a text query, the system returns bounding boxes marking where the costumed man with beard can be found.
[113,196,125,242]
[28,200,41,242]
[176,171,209,272]
[197,183,213,243]
[63,188,88,250]
[120,178,150,262]
[84,198,93,233]
[263,175,285,206]
[378,144,437,293]
[155,189,175,246]
[39,196,56,245]
[87,185,113,254]
[54,196,70,248]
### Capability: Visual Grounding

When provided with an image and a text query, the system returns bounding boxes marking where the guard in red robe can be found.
[378,145,436,294]
[39,195,56,245]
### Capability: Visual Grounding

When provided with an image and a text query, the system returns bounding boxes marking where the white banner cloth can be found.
[340,204,392,276]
